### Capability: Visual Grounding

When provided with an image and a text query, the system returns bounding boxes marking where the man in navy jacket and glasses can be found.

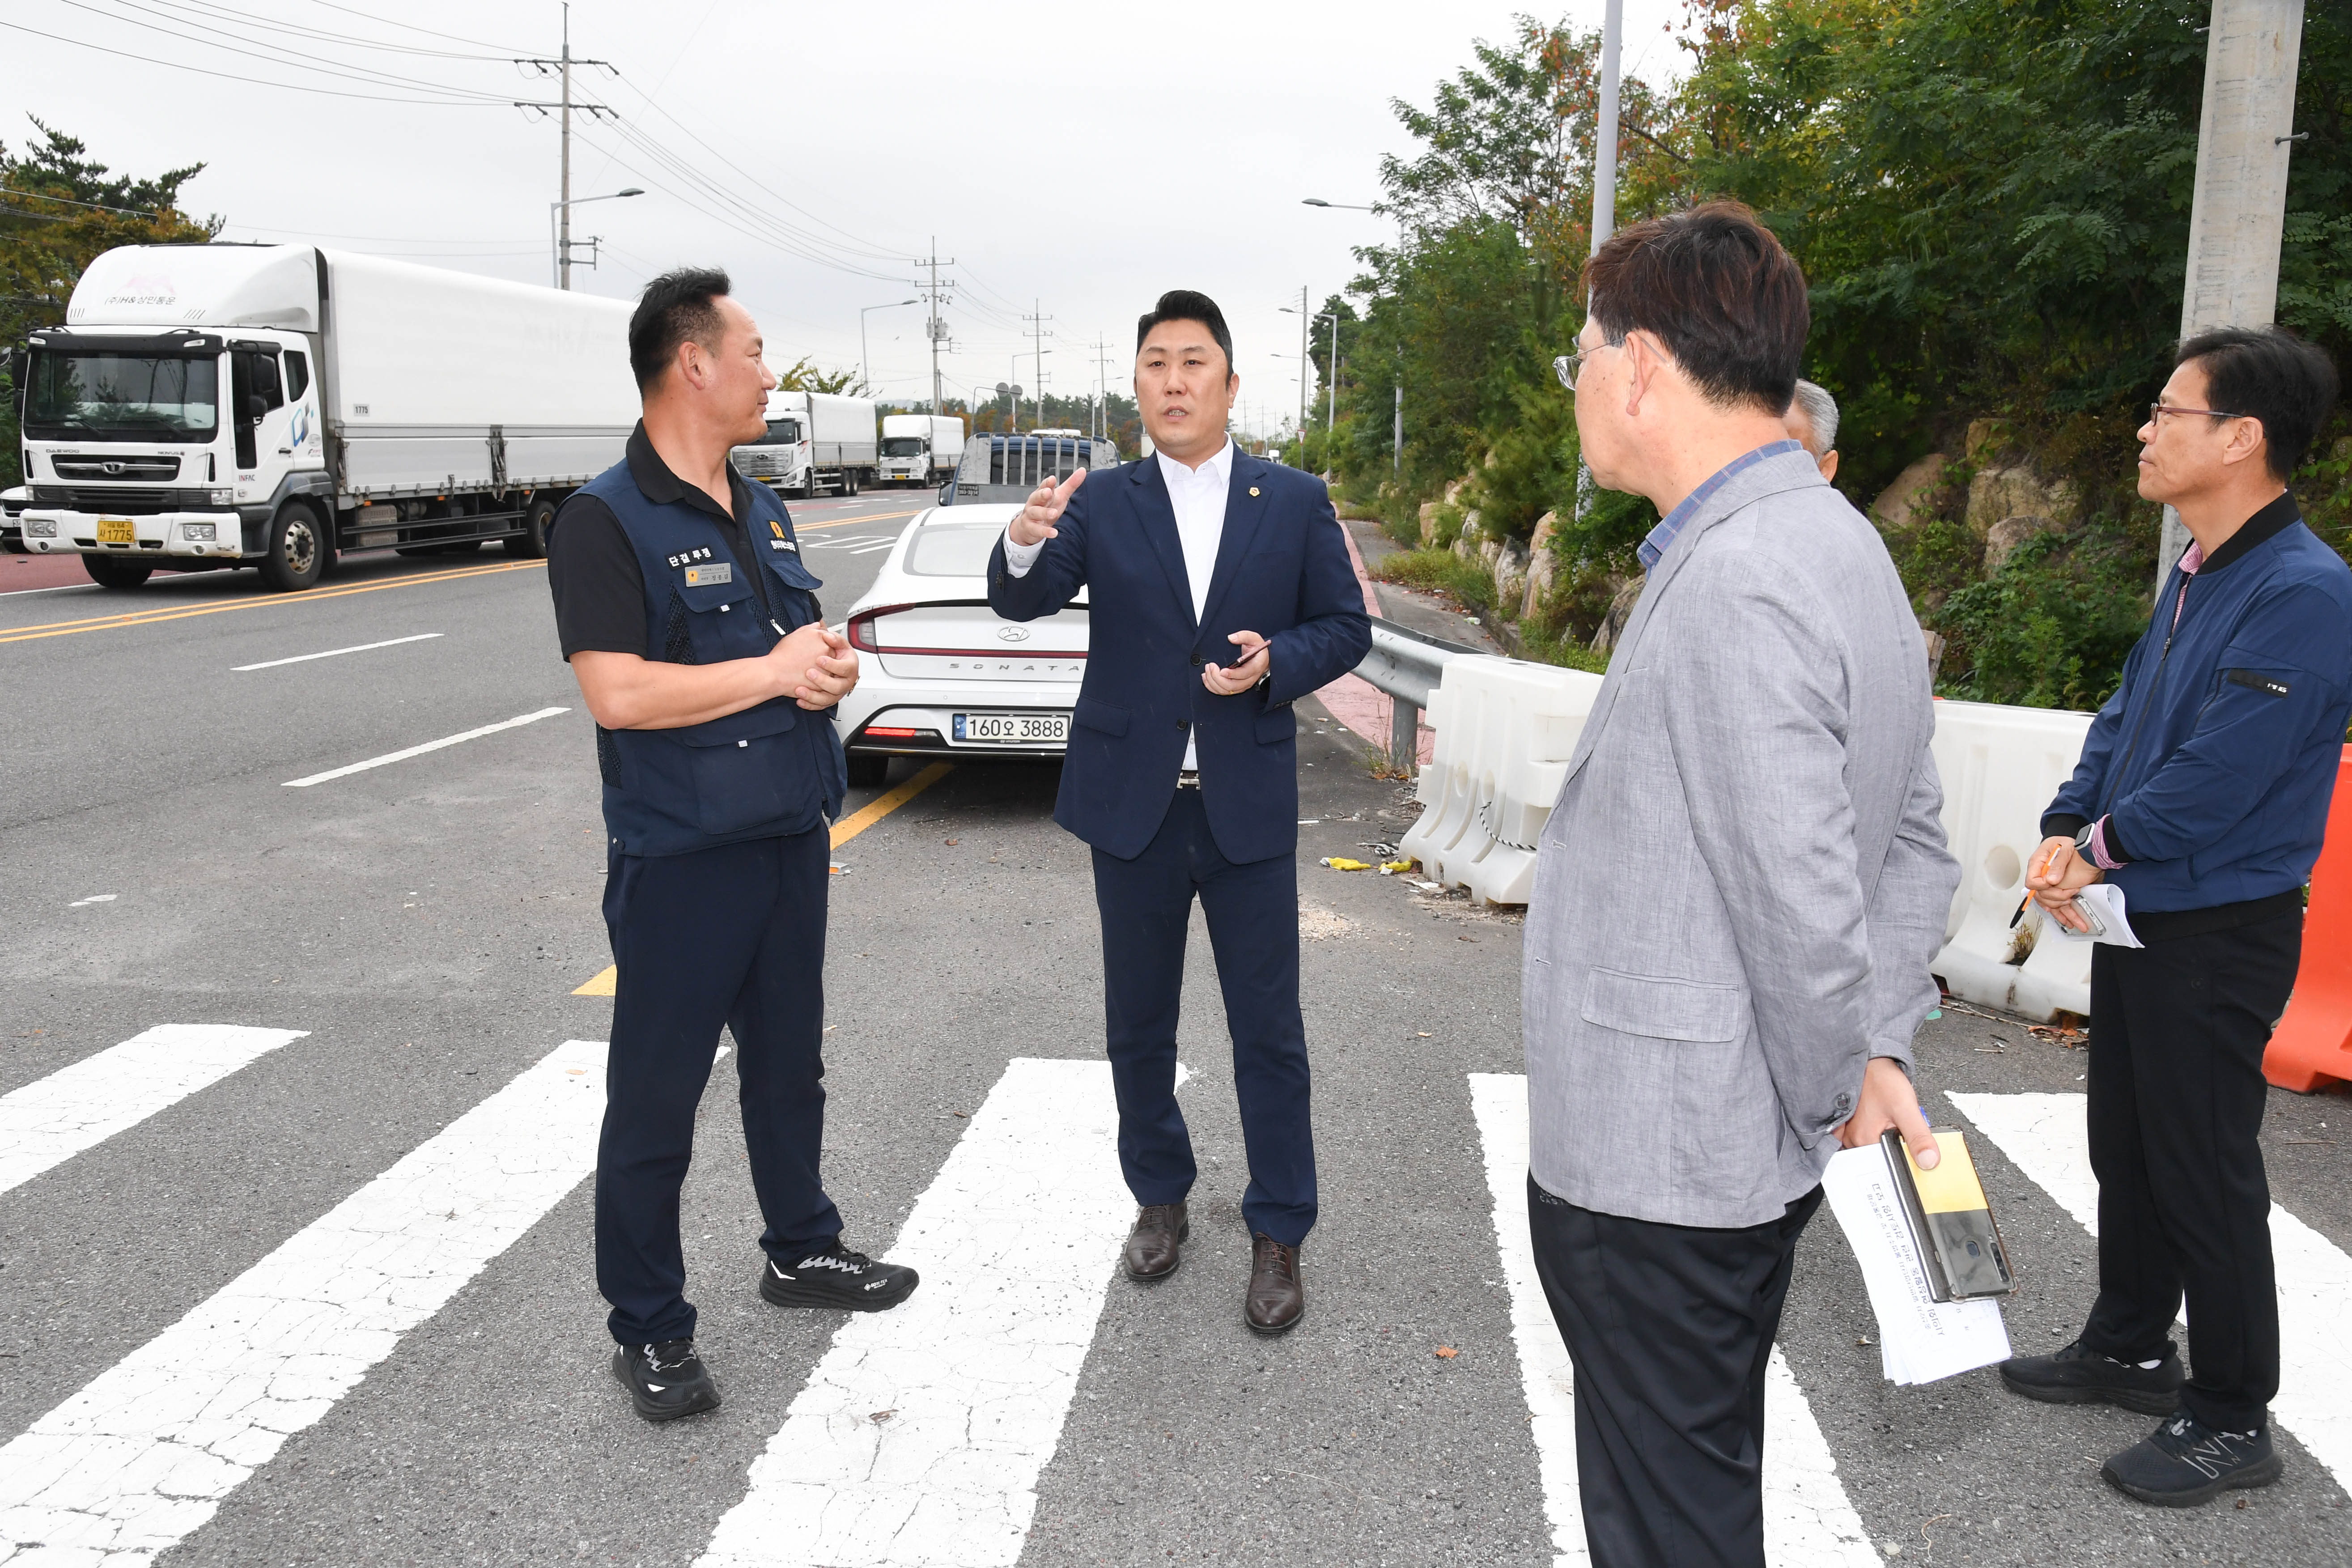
[2004,326,2349,1507]
[986,290,1370,1333]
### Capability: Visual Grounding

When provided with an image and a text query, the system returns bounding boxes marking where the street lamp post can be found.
[548,187,641,289]
[1303,198,1405,479]
[860,299,918,394]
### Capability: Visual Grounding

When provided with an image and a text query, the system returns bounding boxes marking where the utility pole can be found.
[1023,301,1053,424]
[2158,0,2307,586]
[518,5,611,289]
[920,237,957,416]
[1593,0,1623,251]
[1394,379,1402,477]
[1295,285,1309,456]
[1093,334,1112,442]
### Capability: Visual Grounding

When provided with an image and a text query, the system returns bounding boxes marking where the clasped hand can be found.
[770,622,858,710]
[2025,835,2104,932]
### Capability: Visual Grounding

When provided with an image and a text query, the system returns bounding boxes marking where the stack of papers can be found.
[2041,882,2144,948]
[1822,1145,2012,1385]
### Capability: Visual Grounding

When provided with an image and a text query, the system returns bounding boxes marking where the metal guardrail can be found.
[1349,617,1490,771]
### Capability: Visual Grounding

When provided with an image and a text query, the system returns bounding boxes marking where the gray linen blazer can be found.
[1523,446,1958,1228]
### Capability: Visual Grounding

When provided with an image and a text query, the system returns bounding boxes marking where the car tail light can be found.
[864,726,921,739]
[846,603,915,652]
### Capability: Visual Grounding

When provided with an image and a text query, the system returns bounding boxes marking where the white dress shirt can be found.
[1002,439,1234,769]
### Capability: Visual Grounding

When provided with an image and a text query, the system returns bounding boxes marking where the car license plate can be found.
[97,517,135,544]
[955,712,1069,744]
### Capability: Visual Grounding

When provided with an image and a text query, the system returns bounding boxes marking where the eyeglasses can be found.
[1554,340,1621,392]
[2148,402,2249,426]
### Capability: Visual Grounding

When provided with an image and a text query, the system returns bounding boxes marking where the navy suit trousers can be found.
[1091,786,1316,1245]
[597,829,843,1344]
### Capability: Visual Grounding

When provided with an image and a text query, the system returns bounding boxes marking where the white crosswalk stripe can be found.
[1468,1074,1879,1568]
[0,1038,608,1564]
[695,1057,1167,1568]
[0,1025,307,1200]
[1949,1090,2352,1493]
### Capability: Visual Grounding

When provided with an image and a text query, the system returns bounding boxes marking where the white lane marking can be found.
[696,1057,1171,1568]
[68,893,117,907]
[0,1024,307,1199]
[0,1038,609,1562]
[1469,1075,1878,1568]
[1468,1073,1586,1568]
[233,632,442,671]
[1949,1090,2352,1491]
[281,705,569,787]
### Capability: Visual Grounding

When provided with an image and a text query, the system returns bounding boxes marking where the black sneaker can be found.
[2103,1413,2283,1506]
[759,1238,920,1311]
[611,1339,721,1422]
[1999,1338,2185,1415]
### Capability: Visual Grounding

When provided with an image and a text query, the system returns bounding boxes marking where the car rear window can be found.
[905,523,1005,577]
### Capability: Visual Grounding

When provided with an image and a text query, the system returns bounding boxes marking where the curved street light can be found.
[860,299,918,393]
[550,187,642,288]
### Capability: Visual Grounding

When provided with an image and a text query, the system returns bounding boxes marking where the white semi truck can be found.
[730,389,878,497]
[11,242,637,591]
[876,413,965,487]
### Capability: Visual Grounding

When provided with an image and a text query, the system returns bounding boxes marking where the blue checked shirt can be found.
[1635,439,1807,572]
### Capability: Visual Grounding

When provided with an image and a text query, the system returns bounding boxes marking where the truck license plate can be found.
[954,712,1069,744]
[97,517,135,544]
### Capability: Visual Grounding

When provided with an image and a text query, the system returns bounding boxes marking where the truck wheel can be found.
[844,468,861,497]
[258,501,327,592]
[505,495,558,558]
[83,554,153,590]
[845,752,888,788]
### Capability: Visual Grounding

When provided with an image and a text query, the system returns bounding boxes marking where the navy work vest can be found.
[582,459,846,856]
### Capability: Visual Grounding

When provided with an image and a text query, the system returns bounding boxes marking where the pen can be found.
[2009,841,2068,929]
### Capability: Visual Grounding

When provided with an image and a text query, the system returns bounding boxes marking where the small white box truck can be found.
[876,413,965,487]
[12,242,637,591]
[730,389,878,497]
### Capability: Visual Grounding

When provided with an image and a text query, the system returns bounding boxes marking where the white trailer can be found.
[12,243,637,591]
[730,389,878,498]
[876,413,964,487]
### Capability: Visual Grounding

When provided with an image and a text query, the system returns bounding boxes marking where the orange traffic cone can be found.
[2264,747,2352,1093]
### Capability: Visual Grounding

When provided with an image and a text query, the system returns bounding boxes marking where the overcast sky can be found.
[7,0,1692,435]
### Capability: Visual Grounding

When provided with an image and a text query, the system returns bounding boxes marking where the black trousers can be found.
[597,829,842,1345]
[1529,1178,1821,1568]
[1090,786,1316,1245]
[2082,909,2301,1431]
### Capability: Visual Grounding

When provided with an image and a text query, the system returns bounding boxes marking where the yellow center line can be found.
[794,508,922,532]
[0,560,544,646]
[571,761,953,996]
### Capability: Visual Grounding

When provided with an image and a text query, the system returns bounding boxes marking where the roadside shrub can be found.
[1933,521,2152,710]
[1371,547,1496,614]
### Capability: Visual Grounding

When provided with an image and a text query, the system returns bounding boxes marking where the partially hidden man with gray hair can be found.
[1531,203,1958,1566]
[1785,378,1840,480]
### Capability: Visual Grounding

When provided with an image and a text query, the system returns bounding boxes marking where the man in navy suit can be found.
[988,290,1371,1332]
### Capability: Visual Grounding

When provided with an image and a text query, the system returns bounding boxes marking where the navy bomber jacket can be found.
[2043,492,2352,930]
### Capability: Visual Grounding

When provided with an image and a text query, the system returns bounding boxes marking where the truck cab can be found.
[17,323,327,589]
[731,412,807,492]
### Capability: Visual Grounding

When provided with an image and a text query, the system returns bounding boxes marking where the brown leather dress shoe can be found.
[1245,1232,1305,1334]
[1124,1202,1189,1281]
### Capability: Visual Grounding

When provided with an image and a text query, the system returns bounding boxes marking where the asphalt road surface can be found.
[1,489,2348,1568]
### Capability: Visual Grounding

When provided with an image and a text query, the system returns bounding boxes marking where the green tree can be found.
[1,119,218,486]
[774,356,870,396]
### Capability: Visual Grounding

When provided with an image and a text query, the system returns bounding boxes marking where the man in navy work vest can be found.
[2008,326,2348,1505]
[988,291,1371,1332]
[548,268,918,1423]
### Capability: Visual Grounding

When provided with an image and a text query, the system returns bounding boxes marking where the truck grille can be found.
[28,486,207,515]
[51,454,183,481]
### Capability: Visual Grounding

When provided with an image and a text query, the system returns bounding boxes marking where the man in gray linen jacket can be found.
[1524,203,1959,1568]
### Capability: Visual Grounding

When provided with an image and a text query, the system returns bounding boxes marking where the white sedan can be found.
[833,502,1088,786]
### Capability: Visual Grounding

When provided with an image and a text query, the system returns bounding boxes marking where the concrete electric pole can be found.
[921,238,956,416]
[2159,0,2307,586]
[1592,0,1624,252]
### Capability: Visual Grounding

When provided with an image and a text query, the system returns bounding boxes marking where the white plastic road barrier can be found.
[1400,658,1604,906]
[1926,700,2097,1020]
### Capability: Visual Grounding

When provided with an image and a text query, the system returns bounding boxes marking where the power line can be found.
[0,16,518,105]
[54,0,531,103]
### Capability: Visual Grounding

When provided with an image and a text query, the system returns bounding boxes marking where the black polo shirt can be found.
[548,422,777,659]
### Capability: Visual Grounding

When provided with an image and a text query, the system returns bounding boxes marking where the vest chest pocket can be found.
[670,578,771,664]
[679,701,806,836]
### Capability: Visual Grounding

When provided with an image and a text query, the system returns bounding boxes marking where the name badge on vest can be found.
[683,562,732,587]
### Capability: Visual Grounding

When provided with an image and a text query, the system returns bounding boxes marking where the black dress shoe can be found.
[2000,1337,2185,1416]
[2103,1413,2283,1506]
[1245,1232,1304,1334]
[611,1339,721,1422]
[1125,1203,1189,1281]
[759,1238,920,1311]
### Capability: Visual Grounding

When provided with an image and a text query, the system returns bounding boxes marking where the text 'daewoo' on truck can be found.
[876,413,965,488]
[729,389,878,498]
[12,242,636,591]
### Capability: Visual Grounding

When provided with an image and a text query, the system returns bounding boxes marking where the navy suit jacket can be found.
[987,450,1372,863]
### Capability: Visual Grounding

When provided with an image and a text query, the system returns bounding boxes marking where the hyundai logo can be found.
[996,626,1029,642]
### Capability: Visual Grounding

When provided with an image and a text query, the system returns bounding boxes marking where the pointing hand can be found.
[1008,468,1087,548]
